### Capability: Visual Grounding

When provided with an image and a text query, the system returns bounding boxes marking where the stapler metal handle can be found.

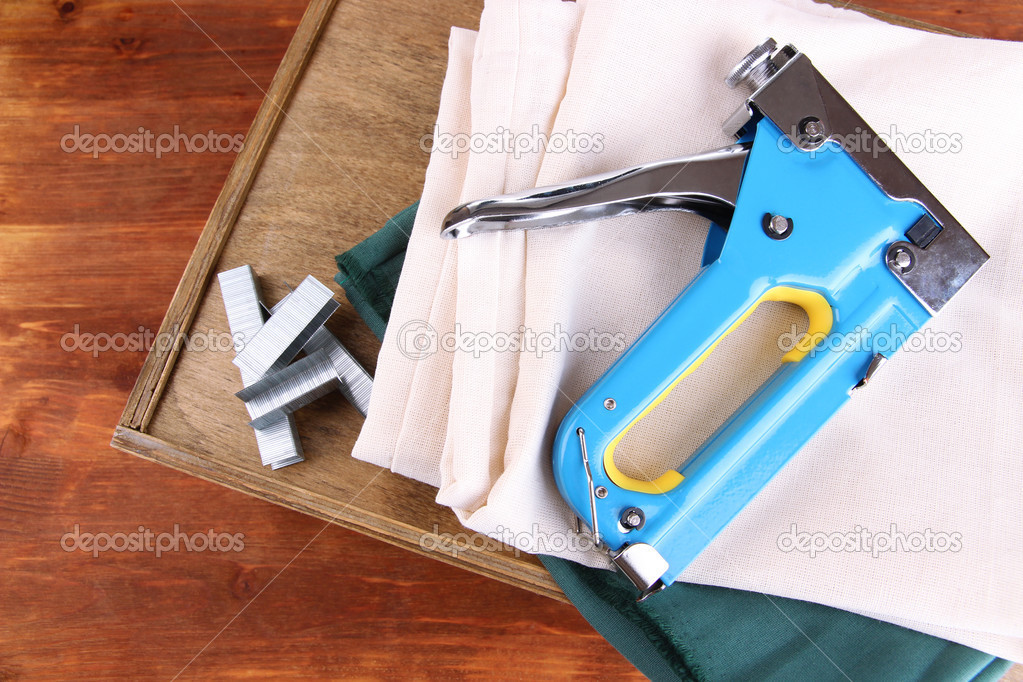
[441,145,750,239]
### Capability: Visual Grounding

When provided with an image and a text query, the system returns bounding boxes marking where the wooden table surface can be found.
[1,0,1020,678]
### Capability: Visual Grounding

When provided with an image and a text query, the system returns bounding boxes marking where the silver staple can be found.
[255,412,305,469]
[237,348,342,430]
[232,275,339,379]
[303,326,372,416]
[218,265,305,468]
[265,291,373,416]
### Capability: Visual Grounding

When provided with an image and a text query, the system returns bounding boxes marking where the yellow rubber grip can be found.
[603,286,833,495]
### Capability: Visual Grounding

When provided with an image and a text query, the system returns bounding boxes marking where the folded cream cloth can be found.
[435,0,582,514]
[358,0,583,489]
[355,0,1023,660]
[353,26,475,480]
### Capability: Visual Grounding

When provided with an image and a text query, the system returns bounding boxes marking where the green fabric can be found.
[334,200,418,339]
[336,202,1011,682]
[540,556,1010,682]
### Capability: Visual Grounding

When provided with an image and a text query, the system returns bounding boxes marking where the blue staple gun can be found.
[440,39,988,600]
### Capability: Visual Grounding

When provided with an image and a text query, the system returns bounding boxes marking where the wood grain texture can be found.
[120,0,342,432]
[112,0,569,604]
[2,0,1022,679]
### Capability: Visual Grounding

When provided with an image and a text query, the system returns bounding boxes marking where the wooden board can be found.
[110,0,568,600]
[111,0,979,602]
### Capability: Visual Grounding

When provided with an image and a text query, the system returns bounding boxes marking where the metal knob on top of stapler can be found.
[441,39,989,600]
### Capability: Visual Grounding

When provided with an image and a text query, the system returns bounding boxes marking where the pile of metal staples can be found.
[217,265,372,469]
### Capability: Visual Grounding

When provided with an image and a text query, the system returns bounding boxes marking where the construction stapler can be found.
[440,39,988,599]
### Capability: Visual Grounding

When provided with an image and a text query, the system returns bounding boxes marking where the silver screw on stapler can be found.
[889,246,915,273]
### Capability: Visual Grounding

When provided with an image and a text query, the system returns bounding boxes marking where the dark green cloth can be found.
[541,556,1010,682]
[334,200,418,339]
[336,202,1011,682]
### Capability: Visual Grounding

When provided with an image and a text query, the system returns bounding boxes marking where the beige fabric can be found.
[356,0,1023,660]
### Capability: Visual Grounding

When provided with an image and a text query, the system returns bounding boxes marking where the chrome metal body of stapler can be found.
[440,39,989,599]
